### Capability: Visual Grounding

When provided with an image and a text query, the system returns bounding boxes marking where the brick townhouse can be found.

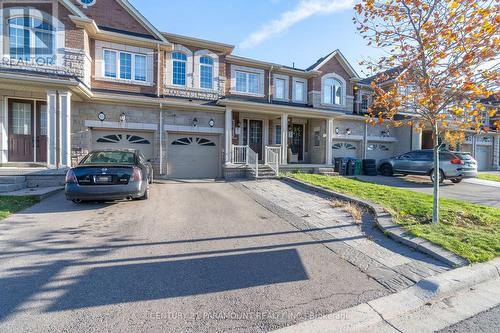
[0,0,498,182]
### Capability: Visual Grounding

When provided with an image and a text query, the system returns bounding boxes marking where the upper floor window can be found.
[172,52,187,86]
[323,78,343,105]
[235,71,259,94]
[8,17,55,64]
[103,49,147,82]
[200,56,214,89]
[294,81,305,102]
[275,78,286,100]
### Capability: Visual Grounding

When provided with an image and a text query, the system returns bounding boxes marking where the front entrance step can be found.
[0,176,26,184]
[0,182,27,193]
[314,167,339,177]
[249,166,279,179]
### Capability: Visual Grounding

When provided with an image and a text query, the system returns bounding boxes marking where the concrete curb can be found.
[282,177,469,267]
[271,257,500,333]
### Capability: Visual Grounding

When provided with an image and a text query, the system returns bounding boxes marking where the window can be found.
[119,53,132,80]
[235,71,259,94]
[134,55,146,81]
[172,52,187,86]
[8,17,55,64]
[361,94,369,110]
[104,50,117,78]
[295,81,305,102]
[102,50,148,82]
[323,77,343,105]
[12,102,31,135]
[200,56,214,89]
[275,78,286,100]
[275,125,282,144]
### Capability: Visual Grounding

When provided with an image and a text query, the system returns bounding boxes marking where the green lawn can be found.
[478,173,500,182]
[288,173,500,263]
[0,196,39,220]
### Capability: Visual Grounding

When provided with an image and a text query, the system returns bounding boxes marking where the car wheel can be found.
[451,178,462,184]
[380,164,393,177]
[430,169,445,184]
[140,184,149,200]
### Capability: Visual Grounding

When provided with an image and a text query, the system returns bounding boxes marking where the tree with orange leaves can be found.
[354,0,499,224]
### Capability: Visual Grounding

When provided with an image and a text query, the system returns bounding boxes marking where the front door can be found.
[8,99,34,162]
[248,120,263,160]
[291,124,304,161]
[36,101,48,163]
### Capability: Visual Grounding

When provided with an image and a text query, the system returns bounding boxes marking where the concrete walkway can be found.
[240,180,450,292]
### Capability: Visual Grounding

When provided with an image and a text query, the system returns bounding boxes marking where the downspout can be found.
[268,65,274,103]
[157,43,163,174]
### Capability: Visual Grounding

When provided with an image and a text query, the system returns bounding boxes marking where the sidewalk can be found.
[272,258,500,333]
[240,180,450,292]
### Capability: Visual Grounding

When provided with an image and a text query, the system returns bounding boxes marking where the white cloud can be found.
[240,0,354,49]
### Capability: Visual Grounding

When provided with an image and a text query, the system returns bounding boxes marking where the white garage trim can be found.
[367,136,397,143]
[164,124,224,134]
[166,132,222,178]
[333,134,363,141]
[85,120,158,131]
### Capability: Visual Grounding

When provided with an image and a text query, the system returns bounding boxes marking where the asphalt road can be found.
[439,305,500,333]
[356,175,500,207]
[0,181,388,333]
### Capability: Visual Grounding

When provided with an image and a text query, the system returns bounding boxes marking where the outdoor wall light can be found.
[346,128,351,135]
[208,119,215,127]
[119,112,126,123]
[335,127,340,135]
[98,112,106,122]
[192,118,198,127]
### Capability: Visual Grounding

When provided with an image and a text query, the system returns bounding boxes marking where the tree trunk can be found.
[432,122,440,224]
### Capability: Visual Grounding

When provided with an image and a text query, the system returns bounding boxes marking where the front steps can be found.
[314,167,339,177]
[249,165,279,179]
[0,176,27,193]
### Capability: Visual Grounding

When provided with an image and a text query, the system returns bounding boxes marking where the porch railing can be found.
[232,145,248,164]
[247,147,259,177]
[265,146,280,176]
[264,145,281,165]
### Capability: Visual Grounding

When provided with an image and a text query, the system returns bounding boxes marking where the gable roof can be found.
[59,0,89,19]
[307,49,359,78]
[115,0,168,43]
[358,67,403,86]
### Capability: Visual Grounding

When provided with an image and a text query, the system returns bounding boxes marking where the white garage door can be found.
[476,146,492,171]
[366,142,395,161]
[332,141,360,159]
[92,130,154,161]
[168,134,220,179]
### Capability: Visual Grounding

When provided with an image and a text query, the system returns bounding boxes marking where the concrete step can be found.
[315,167,336,174]
[0,176,26,184]
[0,182,27,193]
[318,172,339,177]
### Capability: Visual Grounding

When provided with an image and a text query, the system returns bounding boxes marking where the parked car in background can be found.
[378,150,468,183]
[65,150,153,203]
[449,151,478,178]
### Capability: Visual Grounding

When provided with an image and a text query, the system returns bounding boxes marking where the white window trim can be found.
[292,77,307,103]
[194,49,219,91]
[171,51,188,87]
[321,73,347,107]
[101,48,149,84]
[230,65,265,97]
[166,44,193,88]
[273,74,289,101]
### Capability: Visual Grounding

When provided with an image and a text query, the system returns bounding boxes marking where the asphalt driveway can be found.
[356,175,500,207]
[0,181,389,333]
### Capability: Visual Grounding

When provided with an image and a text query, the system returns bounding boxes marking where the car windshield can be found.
[81,151,135,165]
[454,152,473,160]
